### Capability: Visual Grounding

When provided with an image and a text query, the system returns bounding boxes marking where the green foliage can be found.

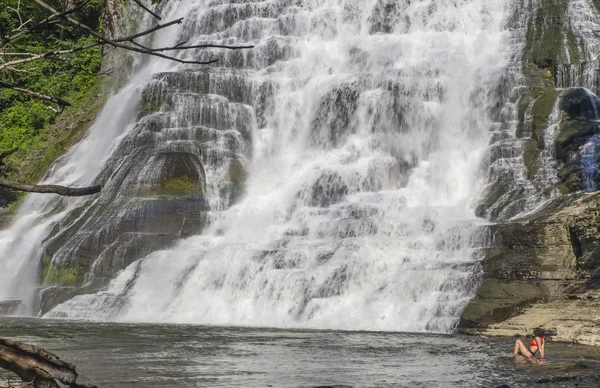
[41,254,83,286]
[0,0,105,185]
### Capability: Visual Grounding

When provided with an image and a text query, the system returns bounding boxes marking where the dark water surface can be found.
[0,318,599,387]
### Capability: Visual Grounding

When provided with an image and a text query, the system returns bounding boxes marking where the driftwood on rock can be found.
[0,149,101,197]
[0,179,101,197]
[0,339,96,388]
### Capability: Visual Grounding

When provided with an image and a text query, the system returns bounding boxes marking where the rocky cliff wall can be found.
[461,0,600,345]
[461,192,600,344]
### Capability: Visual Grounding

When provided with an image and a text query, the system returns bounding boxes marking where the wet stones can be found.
[300,171,348,208]
[368,0,400,34]
[37,64,253,313]
[461,191,600,332]
[310,84,360,147]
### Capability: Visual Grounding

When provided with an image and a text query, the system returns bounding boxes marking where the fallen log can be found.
[0,339,96,388]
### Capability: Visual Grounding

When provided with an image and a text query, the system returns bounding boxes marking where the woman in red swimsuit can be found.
[513,327,546,361]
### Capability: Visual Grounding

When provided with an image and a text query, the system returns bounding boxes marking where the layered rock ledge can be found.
[460,192,600,345]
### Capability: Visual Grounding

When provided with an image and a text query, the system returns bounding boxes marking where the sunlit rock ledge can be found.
[460,191,600,345]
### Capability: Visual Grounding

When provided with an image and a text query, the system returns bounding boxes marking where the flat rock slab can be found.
[466,299,600,346]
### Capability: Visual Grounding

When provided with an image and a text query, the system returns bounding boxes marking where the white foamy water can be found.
[45,0,511,332]
[4,0,513,332]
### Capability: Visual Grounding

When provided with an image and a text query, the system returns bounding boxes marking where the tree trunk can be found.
[0,339,77,388]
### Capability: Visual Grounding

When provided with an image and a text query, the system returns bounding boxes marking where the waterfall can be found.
[2,0,512,332]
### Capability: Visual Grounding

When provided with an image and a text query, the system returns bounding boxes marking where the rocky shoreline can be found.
[460,192,600,346]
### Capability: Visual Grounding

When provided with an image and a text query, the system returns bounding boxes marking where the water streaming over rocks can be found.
[476,0,600,221]
[1,1,520,332]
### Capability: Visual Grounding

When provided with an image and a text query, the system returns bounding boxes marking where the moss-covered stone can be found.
[41,255,84,287]
[523,0,576,88]
[507,0,591,197]
[531,90,558,139]
[156,175,198,196]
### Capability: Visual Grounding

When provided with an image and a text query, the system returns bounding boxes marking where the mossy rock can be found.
[532,90,559,139]
[41,255,84,287]
[156,175,199,196]
[523,139,542,179]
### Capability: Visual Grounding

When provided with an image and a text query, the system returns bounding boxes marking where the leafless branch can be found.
[32,2,222,64]
[0,148,19,162]
[0,53,36,57]
[0,1,90,49]
[0,80,71,108]
[150,43,256,52]
[132,0,162,20]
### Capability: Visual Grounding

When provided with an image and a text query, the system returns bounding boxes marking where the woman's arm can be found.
[537,337,545,359]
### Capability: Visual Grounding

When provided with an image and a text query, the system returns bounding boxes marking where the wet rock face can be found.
[461,192,600,332]
[466,0,600,335]
[555,88,600,193]
[38,68,253,309]
[478,0,600,220]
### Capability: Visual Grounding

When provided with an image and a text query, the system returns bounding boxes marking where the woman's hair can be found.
[533,327,545,337]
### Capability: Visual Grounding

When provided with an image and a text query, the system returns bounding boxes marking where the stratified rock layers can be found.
[461,192,600,344]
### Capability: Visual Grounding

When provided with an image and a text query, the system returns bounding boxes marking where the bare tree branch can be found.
[31,2,221,65]
[0,0,90,49]
[0,80,71,108]
[0,53,36,57]
[0,148,19,161]
[0,43,100,71]
[113,17,183,42]
[0,178,101,196]
[151,43,256,52]
[132,0,162,20]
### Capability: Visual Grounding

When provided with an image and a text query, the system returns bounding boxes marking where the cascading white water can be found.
[44,0,512,332]
[3,0,513,332]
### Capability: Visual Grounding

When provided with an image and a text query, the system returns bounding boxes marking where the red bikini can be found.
[530,338,544,352]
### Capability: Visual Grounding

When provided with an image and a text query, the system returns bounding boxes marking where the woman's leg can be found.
[513,339,532,358]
